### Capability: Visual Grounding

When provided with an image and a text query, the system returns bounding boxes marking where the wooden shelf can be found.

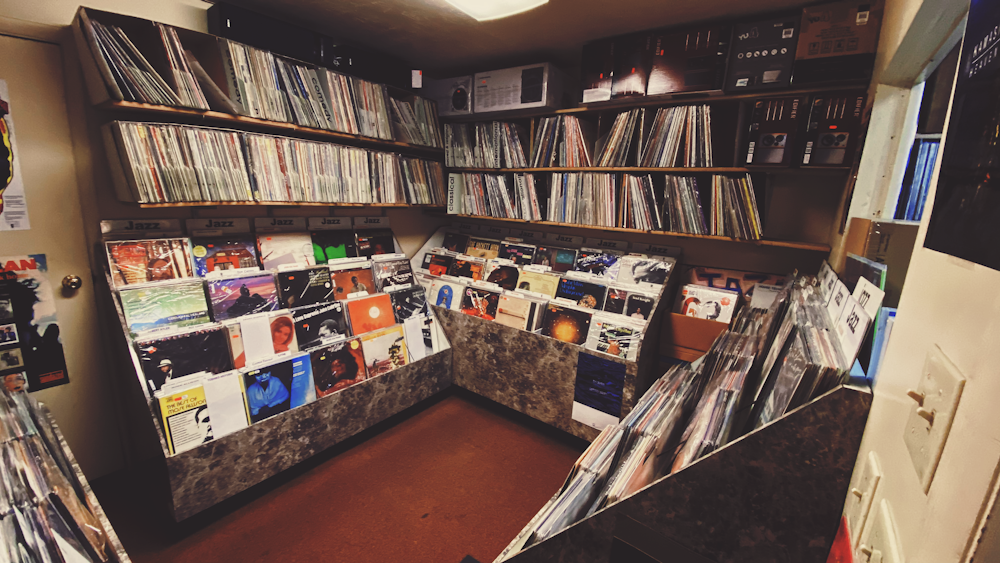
[441,81,871,122]
[137,201,445,209]
[96,100,445,159]
[448,167,751,173]
[451,214,830,252]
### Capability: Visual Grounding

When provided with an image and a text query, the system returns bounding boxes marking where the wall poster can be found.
[0,79,29,231]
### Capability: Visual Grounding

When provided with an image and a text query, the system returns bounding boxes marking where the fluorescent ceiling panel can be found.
[443,0,549,21]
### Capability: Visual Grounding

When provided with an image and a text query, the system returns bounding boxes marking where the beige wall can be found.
[840,0,1000,561]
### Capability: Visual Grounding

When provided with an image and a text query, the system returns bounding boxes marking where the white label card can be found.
[373,252,407,261]
[836,297,872,360]
[101,219,183,238]
[818,261,838,302]
[186,218,251,236]
[254,217,307,232]
[308,217,352,230]
[852,277,885,319]
[512,229,544,242]
[826,280,850,324]
[353,216,390,229]
[523,264,550,274]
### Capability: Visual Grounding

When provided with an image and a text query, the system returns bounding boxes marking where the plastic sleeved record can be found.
[532,246,578,273]
[292,301,350,348]
[360,325,407,378]
[372,258,414,292]
[555,277,608,310]
[311,230,359,264]
[207,272,279,321]
[355,229,396,257]
[447,257,485,281]
[242,353,314,424]
[309,337,366,397]
[427,279,465,311]
[484,261,520,291]
[136,325,234,395]
[329,262,376,300]
[460,286,500,320]
[345,293,395,335]
[277,267,334,309]
[540,303,593,345]
[257,232,315,271]
[119,280,211,334]
[421,252,455,277]
[190,236,260,277]
[574,248,622,279]
[389,286,428,323]
[106,238,195,287]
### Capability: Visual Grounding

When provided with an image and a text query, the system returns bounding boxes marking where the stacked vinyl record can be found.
[640,105,714,167]
[546,173,616,226]
[445,122,529,168]
[710,175,762,240]
[531,116,594,167]
[458,173,541,220]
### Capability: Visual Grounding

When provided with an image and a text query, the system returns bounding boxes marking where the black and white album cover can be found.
[292,301,351,348]
[373,258,414,292]
[390,286,428,322]
[277,267,333,309]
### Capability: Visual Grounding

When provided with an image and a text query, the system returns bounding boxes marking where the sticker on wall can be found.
[0,80,29,231]
[0,255,68,390]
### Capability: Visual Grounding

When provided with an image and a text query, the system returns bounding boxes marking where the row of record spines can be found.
[457,172,760,239]
[109,120,445,205]
[444,122,529,168]
[84,13,443,148]
[456,173,542,221]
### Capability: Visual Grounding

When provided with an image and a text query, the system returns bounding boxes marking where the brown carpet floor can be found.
[90,390,586,563]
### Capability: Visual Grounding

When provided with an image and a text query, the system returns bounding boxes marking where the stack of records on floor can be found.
[419,228,675,362]
[81,13,442,144]
[104,225,446,457]
[546,173,617,227]
[454,173,542,220]
[0,387,117,562]
[640,104,713,167]
[709,175,762,240]
[531,116,594,167]
[108,120,445,205]
[515,273,857,546]
[444,122,529,168]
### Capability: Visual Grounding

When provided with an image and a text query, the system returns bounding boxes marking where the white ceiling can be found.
[226,0,817,77]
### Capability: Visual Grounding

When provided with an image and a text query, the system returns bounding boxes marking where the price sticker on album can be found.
[852,277,885,318]
[836,297,872,359]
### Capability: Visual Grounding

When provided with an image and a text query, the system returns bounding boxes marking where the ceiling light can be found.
[443,0,548,21]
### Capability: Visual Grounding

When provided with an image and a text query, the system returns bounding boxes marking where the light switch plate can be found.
[903,346,965,493]
[846,451,882,548]
[856,499,903,563]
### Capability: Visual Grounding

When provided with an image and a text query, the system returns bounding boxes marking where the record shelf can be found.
[494,385,872,563]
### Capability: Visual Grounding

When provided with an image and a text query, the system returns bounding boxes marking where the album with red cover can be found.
[460,286,500,320]
[421,252,455,276]
[330,262,376,299]
[309,337,366,398]
[345,293,395,334]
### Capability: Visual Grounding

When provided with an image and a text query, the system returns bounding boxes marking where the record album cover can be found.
[498,242,536,265]
[330,264,375,299]
[421,252,455,276]
[191,237,259,277]
[225,312,301,369]
[464,237,500,260]
[448,258,485,281]
[575,248,622,279]
[581,38,616,103]
[345,293,395,334]
[120,281,211,334]
[675,284,739,323]
[495,294,538,331]
[585,317,643,361]
[107,238,195,287]
[603,287,629,315]
[460,286,500,320]
[624,293,656,321]
[207,273,279,321]
[390,286,428,322]
[428,279,465,310]
[269,312,299,354]
[242,354,314,423]
[556,277,608,309]
[615,255,675,289]
[646,25,730,96]
[532,246,578,273]
[360,325,408,378]
[373,258,414,292]
[515,270,560,298]
[309,337,366,397]
[541,303,593,345]
[292,301,350,348]
[277,267,333,308]
[356,229,396,257]
[311,230,359,263]
[485,262,520,291]
[258,232,315,271]
[440,232,470,253]
[136,326,234,394]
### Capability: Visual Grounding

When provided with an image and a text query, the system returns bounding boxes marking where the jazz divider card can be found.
[258,232,315,271]
[572,352,628,431]
[208,273,278,321]
[346,294,395,334]
[120,281,211,334]
[277,267,333,308]
[190,237,259,276]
